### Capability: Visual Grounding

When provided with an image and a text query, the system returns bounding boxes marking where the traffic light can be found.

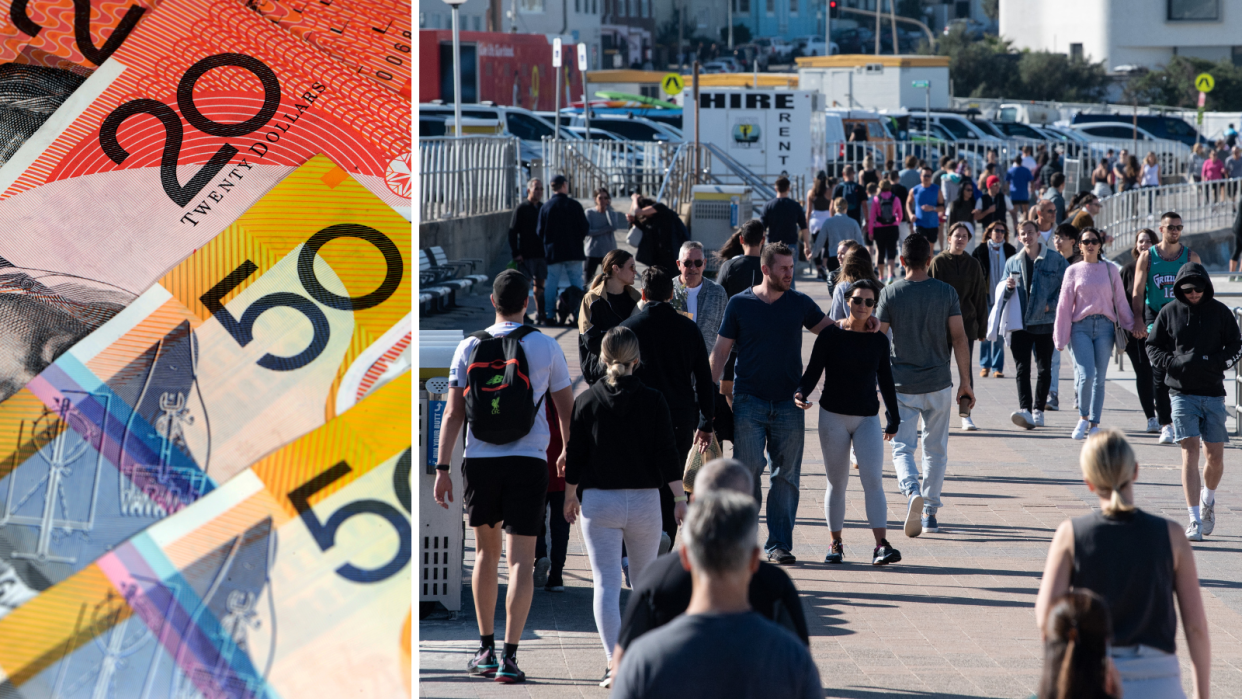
[828,0,838,18]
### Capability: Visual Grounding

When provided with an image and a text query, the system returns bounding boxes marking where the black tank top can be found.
[1071,509,1176,653]
[812,195,831,211]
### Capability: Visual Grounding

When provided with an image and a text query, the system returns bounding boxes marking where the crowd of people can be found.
[427,167,1236,696]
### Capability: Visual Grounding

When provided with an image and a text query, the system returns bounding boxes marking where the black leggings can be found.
[1123,335,1157,420]
[1233,230,1242,263]
[1010,330,1054,411]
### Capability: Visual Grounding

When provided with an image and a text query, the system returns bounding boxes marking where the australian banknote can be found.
[0,154,409,616]
[0,375,411,698]
[0,0,410,407]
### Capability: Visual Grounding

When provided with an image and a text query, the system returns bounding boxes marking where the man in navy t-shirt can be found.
[709,242,832,566]
[906,167,943,251]
[1007,155,1033,218]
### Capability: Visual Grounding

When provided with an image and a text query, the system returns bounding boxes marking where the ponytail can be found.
[716,231,744,261]
[1079,429,1137,516]
[1055,630,1076,698]
[600,326,640,388]
[590,249,633,293]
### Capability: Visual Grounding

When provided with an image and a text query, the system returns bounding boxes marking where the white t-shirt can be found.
[1141,163,1159,186]
[686,284,702,321]
[1022,156,1037,174]
[448,321,572,460]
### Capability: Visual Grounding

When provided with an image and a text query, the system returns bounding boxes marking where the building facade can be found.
[1001,0,1242,70]
[601,0,657,69]
[420,0,604,69]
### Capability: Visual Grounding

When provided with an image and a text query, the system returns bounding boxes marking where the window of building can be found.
[1233,46,1242,67]
[592,0,597,12]
[766,0,774,15]
[1167,0,1219,20]
[519,0,545,13]
[736,0,749,11]
[955,0,968,18]
[789,0,797,15]
[1070,43,1083,61]
[643,0,649,16]
[575,0,579,11]
[618,0,625,15]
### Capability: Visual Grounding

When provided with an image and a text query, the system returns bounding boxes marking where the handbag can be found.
[1106,263,1130,352]
[681,434,724,494]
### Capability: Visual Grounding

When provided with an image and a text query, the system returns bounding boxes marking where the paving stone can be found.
[419,266,1242,697]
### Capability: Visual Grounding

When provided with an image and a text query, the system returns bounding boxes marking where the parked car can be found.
[993,120,1050,141]
[998,102,1061,126]
[1071,113,1201,147]
[796,37,837,57]
[1070,122,1191,174]
[563,113,682,142]
[419,102,571,164]
[761,37,795,63]
[701,61,736,74]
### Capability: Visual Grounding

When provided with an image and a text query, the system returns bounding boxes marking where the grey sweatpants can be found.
[817,410,888,531]
[580,488,663,662]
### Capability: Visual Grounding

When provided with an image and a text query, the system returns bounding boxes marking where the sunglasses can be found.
[1080,238,1101,246]
[849,296,875,307]
[1180,284,1205,293]
[1164,224,1184,231]
[681,259,704,268]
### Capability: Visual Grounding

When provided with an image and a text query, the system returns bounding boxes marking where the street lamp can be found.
[444,0,467,139]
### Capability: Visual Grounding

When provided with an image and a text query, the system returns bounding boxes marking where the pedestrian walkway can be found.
[419,265,1242,698]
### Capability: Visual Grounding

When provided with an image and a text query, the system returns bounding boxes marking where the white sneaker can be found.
[1011,409,1035,430]
[1033,410,1045,427]
[1186,519,1203,542]
[1071,419,1090,440]
[533,557,551,588]
[961,416,978,431]
[1202,501,1216,536]
[1146,417,1161,433]
[1159,425,1176,444]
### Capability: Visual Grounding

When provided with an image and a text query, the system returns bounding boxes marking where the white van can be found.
[998,103,1062,126]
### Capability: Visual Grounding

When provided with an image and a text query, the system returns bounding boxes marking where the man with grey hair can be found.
[607,459,808,687]
[508,178,547,323]
[673,240,727,351]
[611,487,821,698]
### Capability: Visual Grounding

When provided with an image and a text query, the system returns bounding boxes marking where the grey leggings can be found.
[580,488,663,662]
[817,410,888,531]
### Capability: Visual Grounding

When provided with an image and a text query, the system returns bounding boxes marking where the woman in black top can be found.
[947,179,979,239]
[578,249,641,385]
[795,278,902,567]
[1036,430,1209,698]
[1120,228,1161,433]
[564,326,687,682]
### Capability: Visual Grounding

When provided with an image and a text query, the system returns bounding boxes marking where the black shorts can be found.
[915,226,939,246]
[872,225,899,263]
[463,456,549,536]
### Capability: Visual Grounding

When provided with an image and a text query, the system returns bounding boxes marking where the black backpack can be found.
[464,325,545,444]
[877,196,896,225]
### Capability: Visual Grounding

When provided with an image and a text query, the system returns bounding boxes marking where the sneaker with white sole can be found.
[1011,409,1035,430]
[1202,502,1216,536]
[1159,425,1176,444]
[533,557,550,588]
[961,416,978,431]
[1071,419,1090,440]
[921,512,940,533]
[1033,410,1045,427]
[1146,417,1161,433]
[904,494,925,537]
[1186,519,1203,542]
[1046,393,1060,411]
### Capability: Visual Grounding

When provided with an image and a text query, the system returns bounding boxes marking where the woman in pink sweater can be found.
[1053,227,1135,440]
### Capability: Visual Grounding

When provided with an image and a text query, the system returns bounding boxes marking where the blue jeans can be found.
[1050,345,1062,398]
[731,393,805,554]
[1070,314,1115,424]
[545,260,584,311]
[891,387,953,514]
[979,339,1005,372]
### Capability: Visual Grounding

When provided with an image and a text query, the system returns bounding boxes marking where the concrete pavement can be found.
[418,261,1242,698]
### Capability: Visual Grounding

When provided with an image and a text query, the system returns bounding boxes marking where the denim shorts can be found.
[1171,393,1230,444]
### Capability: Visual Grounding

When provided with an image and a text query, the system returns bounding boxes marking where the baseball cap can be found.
[550,174,567,189]
[493,269,530,310]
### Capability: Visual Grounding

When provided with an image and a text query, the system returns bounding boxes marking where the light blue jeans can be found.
[980,300,1004,372]
[1110,645,1185,699]
[545,260,584,311]
[1070,314,1115,424]
[1050,345,1062,399]
[731,393,805,554]
[891,387,953,514]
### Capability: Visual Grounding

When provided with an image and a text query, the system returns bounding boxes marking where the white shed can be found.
[795,55,950,112]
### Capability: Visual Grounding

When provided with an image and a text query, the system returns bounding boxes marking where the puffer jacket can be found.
[1002,242,1067,328]
[1146,262,1242,397]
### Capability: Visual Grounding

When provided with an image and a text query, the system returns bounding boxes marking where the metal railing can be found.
[656,142,711,214]
[1099,178,1241,258]
[419,136,521,221]
[816,137,1193,182]
[541,138,673,199]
